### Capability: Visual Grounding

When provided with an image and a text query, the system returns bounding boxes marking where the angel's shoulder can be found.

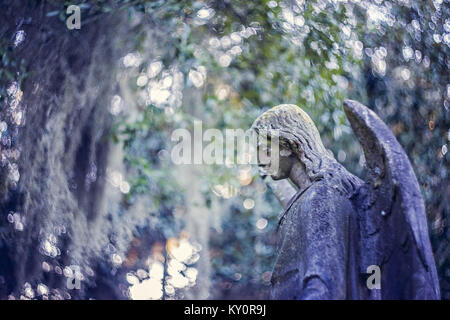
[302,179,343,201]
[298,180,355,217]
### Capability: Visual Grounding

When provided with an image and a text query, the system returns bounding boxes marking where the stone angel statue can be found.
[251,100,440,300]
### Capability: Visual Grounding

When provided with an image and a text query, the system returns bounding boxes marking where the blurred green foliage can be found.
[37,0,449,298]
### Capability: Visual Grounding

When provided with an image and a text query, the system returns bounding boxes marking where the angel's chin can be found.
[270,175,285,181]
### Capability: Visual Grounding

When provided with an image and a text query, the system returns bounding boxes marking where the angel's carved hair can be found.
[252,104,359,195]
[251,104,333,180]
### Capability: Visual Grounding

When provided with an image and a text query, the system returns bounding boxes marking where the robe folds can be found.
[270,178,364,300]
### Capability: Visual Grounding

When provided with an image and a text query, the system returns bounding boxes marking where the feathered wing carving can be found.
[343,100,440,299]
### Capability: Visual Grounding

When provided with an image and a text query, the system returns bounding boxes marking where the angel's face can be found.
[257,136,295,180]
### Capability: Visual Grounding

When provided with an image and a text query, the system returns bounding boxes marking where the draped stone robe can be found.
[270,173,363,300]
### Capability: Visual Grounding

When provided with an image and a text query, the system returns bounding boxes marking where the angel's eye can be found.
[280,148,292,157]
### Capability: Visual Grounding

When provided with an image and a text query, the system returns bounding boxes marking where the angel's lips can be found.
[258,166,272,178]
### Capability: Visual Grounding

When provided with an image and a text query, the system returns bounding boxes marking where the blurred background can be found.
[0,0,448,300]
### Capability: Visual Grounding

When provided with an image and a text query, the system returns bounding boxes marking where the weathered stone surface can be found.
[252,100,440,300]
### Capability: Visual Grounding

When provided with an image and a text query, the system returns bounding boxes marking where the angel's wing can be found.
[343,100,440,299]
